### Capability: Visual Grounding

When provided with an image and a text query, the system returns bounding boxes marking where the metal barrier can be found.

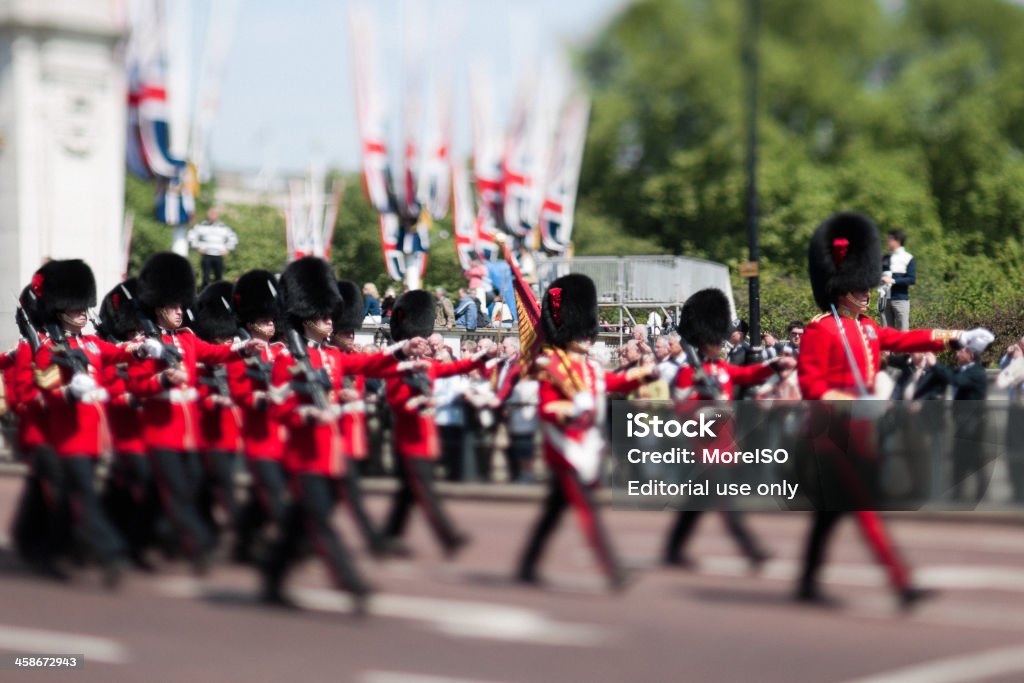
[536,254,736,310]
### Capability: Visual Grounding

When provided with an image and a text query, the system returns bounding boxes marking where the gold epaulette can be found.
[931,329,960,344]
[810,312,829,323]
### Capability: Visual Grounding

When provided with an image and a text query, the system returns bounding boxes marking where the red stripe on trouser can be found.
[853,510,909,590]
[557,467,618,580]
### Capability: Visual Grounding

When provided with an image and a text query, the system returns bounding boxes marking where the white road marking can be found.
[359,671,504,683]
[840,644,1024,683]
[0,624,128,664]
[692,555,1024,593]
[157,578,608,647]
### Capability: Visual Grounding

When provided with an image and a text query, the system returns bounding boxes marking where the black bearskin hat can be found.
[808,212,882,312]
[31,259,97,322]
[16,285,45,331]
[232,269,279,324]
[541,273,598,348]
[679,288,732,348]
[389,290,434,341]
[97,278,141,342]
[278,257,342,329]
[332,280,364,332]
[194,281,237,343]
[137,252,197,313]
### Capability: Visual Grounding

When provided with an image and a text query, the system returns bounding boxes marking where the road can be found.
[1,475,1024,683]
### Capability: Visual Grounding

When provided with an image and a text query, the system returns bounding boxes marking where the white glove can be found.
[959,328,995,353]
[142,337,165,360]
[572,391,595,418]
[68,373,98,400]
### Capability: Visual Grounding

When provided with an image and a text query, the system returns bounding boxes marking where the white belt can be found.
[340,400,366,415]
[154,388,199,404]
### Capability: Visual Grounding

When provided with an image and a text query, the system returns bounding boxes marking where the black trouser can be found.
[103,452,159,559]
[12,446,66,563]
[799,510,844,592]
[517,467,621,585]
[664,510,764,563]
[341,464,387,553]
[263,473,369,596]
[383,456,462,550]
[199,449,240,536]
[235,458,290,560]
[149,449,214,560]
[200,254,224,288]
[60,457,125,565]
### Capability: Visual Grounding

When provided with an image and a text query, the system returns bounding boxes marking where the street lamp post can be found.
[743,0,762,360]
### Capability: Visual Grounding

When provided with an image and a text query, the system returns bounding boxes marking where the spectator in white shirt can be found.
[187,208,238,287]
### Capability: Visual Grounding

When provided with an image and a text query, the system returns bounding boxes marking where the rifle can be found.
[13,295,42,355]
[284,328,331,412]
[141,317,182,368]
[118,284,182,368]
[236,326,272,385]
[44,322,92,376]
[199,364,231,399]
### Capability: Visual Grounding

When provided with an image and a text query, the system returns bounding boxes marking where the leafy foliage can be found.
[579,0,1024,348]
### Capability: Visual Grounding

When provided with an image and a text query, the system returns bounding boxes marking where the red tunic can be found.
[197,363,242,453]
[227,342,286,460]
[385,356,484,459]
[336,349,371,460]
[535,347,643,483]
[10,338,48,452]
[126,328,238,451]
[798,312,951,400]
[673,358,776,452]
[102,358,146,456]
[270,343,399,476]
[33,334,134,457]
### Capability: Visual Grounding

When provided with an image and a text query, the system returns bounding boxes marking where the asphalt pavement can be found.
[2,476,1024,682]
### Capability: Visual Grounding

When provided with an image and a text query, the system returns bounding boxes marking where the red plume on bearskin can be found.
[232,269,280,324]
[17,285,46,330]
[808,212,882,312]
[97,278,141,342]
[32,259,97,322]
[540,273,598,349]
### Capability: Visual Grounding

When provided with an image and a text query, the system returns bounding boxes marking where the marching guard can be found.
[228,269,289,564]
[126,253,263,573]
[663,288,794,570]
[193,281,244,539]
[331,279,394,557]
[516,274,657,590]
[29,260,136,586]
[380,290,492,558]
[8,286,63,572]
[96,278,161,569]
[261,257,421,609]
[796,211,994,609]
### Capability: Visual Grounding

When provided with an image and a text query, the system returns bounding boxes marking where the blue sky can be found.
[199,0,629,175]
